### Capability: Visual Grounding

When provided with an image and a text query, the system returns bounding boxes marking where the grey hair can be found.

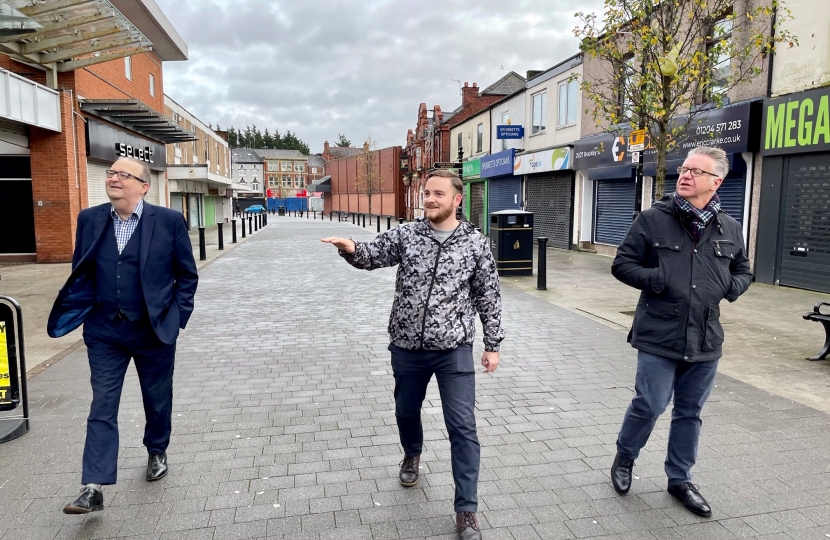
[115,156,152,185]
[687,146,729,179]
[426,169,463,195]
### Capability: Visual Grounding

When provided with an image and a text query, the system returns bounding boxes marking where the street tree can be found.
[355,135,381,220]
[574,0,796,197]
[335,134,352,147]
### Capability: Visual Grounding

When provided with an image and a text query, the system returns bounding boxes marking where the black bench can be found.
[803,301,830,361]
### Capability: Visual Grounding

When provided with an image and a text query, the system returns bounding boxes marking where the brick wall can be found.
[75,53,165,112]
[325,147,403,217]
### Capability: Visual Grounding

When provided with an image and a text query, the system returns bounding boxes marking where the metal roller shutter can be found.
[595,179,635,246]
[525,172,574,249]
[145,172,161,206]
[778,153,830,293]
[488,176,522,215]
[87,162,110,207]
[469,182,487,233]
[655,174,745,224]
[204,196,216,225]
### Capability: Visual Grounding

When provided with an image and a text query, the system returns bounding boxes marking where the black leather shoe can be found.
[611,452,635,495]
[63,487,103,514]
[456,512,482,540]
[399,455,420,487]
[668,482,712,517]
[146,452,168,481]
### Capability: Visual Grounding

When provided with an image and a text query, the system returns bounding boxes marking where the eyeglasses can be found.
[677,166,718,178]
[106,169,147,183]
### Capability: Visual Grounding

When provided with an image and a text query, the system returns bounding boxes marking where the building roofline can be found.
[110,0,188,61]
[527,52,584,88]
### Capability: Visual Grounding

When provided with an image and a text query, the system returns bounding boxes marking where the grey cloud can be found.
[156,0,603,151]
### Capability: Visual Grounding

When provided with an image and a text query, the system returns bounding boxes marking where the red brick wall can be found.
[30,90,88,263]
[325,147,403,217]
[76,53,164,112]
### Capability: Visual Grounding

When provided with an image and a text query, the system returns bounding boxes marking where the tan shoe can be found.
[398,455,420,487]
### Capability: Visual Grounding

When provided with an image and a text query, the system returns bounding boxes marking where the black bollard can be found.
[248,216,253,235]
[231,219,237,243]
[198,226,206,261]
[262,212,267,226]
[398,217,404,226]
[536,237,548,290]
[217,223,224,250]
[362,214,366,228]
[352,213,355,225]
[241,217,246,238]
[330,211,333,221]
[314,211,317,220]
[254,215,258,232]
[387,216,391,230]
[376,215,381,233]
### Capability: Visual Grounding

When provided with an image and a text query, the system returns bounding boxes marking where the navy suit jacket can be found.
[48,202,199,345]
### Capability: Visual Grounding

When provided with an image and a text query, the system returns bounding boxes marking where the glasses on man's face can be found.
[677,166,718,178]
[105,169,146,183]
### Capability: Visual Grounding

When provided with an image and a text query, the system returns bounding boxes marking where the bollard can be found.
[387,216,391,230]
[330,211,333,221]
[217,222,224,250]
[362,214,366,228]
[536,237,548,290]
[262,212,267,226]
[351,213,355,225]
[241,217,246,238]
[376,215,381,233]
[253,215,258,232]
[398,217,404,226]
[248,216,253,235]
[198,226,206,261]
[231,219,237,243]
[307,208,309,219]
[314,211,317,220]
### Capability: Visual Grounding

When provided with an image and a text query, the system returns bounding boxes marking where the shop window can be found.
[558,79,579,126]
[532,91,547,134]
[150,74,155,97]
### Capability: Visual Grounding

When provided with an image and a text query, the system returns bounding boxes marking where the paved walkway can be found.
[0,218,829,539]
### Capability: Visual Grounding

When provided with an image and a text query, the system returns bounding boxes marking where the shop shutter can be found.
[778,153,830,293]
[488,177,522,215]
[525,173,573,249]
[145,172,161,206]
[595,179,635,246]
[469,182,487,233]
[204,196,216,225]
[87,163,110,207]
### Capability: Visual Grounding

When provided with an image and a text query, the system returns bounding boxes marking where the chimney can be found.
[461,82,478,107]
[526,70,544,81]
[324,141,329,153]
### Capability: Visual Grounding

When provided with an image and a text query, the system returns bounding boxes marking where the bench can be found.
[803,302,830,361]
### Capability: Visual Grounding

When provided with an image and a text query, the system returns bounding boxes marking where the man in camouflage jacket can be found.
[322,170,504,540]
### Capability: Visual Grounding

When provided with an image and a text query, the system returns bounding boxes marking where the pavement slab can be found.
[0,217,829,539]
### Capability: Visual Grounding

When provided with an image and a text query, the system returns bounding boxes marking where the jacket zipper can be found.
[417,225,462,349]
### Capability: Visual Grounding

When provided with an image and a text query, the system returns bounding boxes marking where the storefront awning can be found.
[81,99,196,143]
[0,1,161,79]
[308,175,331,193]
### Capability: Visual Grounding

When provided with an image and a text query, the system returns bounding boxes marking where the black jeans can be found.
[389,343,479,512]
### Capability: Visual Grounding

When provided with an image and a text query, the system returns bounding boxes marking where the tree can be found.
[335,133,351,147]
[355,135,381,219]
[574,0,796,197]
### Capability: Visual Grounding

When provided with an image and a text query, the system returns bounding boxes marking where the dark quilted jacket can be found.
[341,220,505,352]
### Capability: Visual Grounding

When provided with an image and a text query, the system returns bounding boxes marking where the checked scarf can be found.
[673,192,721,241]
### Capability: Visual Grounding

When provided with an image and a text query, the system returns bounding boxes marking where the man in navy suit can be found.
[48,157,198,514]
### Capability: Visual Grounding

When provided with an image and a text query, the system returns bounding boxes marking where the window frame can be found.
[476,123,483,153]
[149,73,155,97]
[124,56,132,81]
[704,15,733,103]
[531,91,547,134]
[501,112,509,150]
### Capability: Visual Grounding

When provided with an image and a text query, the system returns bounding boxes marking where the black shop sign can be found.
[573,101,760,170]
[87,119,166,172]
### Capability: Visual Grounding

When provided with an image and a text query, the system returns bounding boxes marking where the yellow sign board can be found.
[0,321,10,404]
[629,129,646,151]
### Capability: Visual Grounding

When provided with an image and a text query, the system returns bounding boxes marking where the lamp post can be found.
[456,142,464,221]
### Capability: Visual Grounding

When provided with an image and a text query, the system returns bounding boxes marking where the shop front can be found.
[514,146,574,249]
[481,149,521,232]
[756,86,830,293]
[574,101,761,251]
[461,159,485,232]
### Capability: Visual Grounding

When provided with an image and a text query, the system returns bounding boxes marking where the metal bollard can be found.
[307,208,309,219]
[352,213,355,225]
[330,211,333,221]
[536,237,548,290]
[248,216,253,235]
[376,215,380,233]
[231,219,237,243]
[314,211,317,220]
[241,217,246,238]
[387,216,391,230]
[217,222,224,250]
[198,226,206,261]
[398,217,404,226]
[262,212,267,226]
[362,214,366,228]
[254,215,258,232]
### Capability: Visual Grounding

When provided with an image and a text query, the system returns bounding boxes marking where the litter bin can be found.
[489,210,534,276]
[278,206,286,216]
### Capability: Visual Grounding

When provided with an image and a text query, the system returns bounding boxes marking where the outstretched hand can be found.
[321,237,356,254]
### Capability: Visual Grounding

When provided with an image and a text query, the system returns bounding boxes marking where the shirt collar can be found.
[110,199,145,221]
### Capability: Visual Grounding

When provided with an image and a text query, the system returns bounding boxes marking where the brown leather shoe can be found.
[456,512,482,539]
[398,455,420,487]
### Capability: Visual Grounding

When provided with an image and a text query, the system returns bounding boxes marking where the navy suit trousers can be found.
[81,309,176,485]
[389,343,480,513]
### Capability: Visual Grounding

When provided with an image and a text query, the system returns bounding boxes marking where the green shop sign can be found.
[462,159,480,178]
[762,87,830,155]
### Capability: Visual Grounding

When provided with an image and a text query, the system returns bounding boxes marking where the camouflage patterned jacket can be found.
[340,220,505,352]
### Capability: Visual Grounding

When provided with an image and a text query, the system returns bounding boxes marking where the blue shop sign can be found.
[497,125,524,139]
[480,149,515,178]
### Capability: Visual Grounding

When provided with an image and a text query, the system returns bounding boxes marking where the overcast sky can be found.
[155,0,603,154]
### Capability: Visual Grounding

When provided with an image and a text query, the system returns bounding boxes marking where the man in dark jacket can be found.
[321,170,504,540]
[609,146,751,517]
[48,157,198,514]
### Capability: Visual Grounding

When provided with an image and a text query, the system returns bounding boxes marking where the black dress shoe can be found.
[399,455,420,487]
[146,452,168,481]
[668,482,712,517]
[611,452,635,495]
[63,487,103,514]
